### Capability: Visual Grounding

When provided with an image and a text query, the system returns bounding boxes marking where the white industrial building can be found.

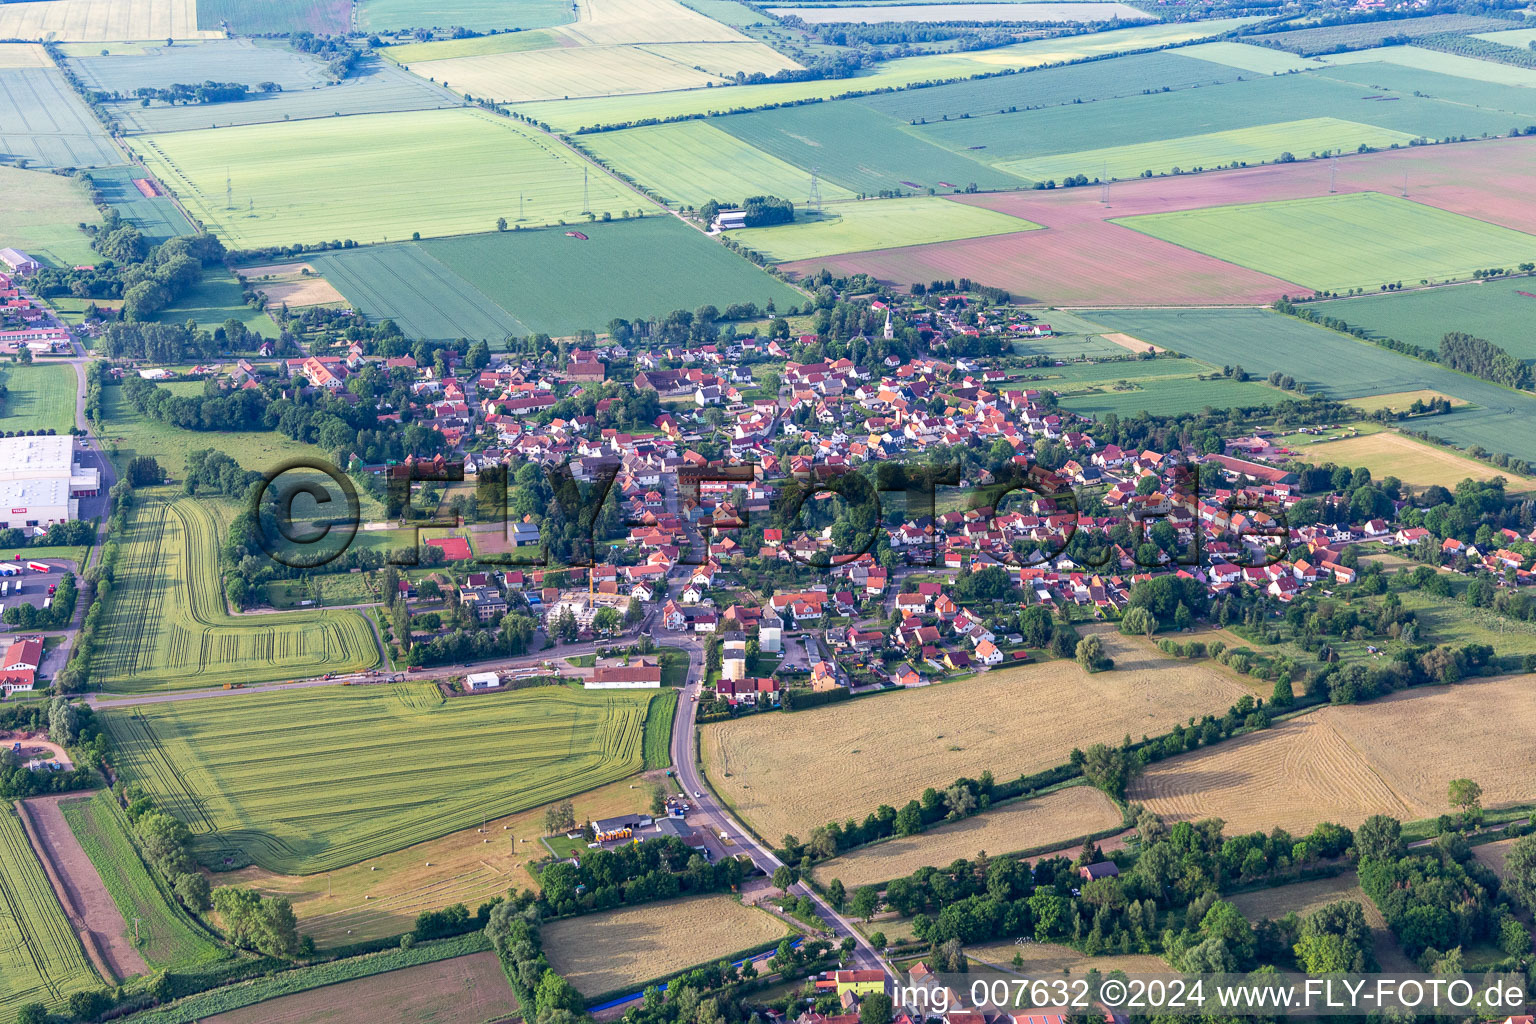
[0,436,99,531]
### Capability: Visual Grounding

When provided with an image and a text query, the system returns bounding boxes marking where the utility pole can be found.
[582,166,590,215]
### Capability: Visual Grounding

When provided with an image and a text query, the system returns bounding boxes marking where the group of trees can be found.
[486,895,586,1024]
[538,836,750,918]
[0,701,99,801]
[126,801,214,915]
[1439,330,1533,390]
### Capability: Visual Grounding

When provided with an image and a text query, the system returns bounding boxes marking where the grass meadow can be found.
[582,119,857,207]
[133,108,634,248]
[103,682,658,873]
[59,793,227,971]
[723,196,1038,262]
[90,498,380,693]
[145,269,276,336]
[1055,373,1282,417]
[0,166,98,267]
[1112,192,1536,292]
[0,363,78,436]
[0,809,100,1020]
[1310,281,1536,361]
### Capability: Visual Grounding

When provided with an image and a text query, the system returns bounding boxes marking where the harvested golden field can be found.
[203,951,517,1024]
[1305,431,1536,492]
[0,43,50,67]
[235,263,346,308]
[703,632,1247,841]
[1344,389,1465,414]
[542,895,789,996]
[810,786,1121,888]
[223,776,654,947]
[1471,838,1517,880]
[966,939,1167,976]
[1230,872,1412,971]
[1131,675,1536,836]
[1102,331,1163,354]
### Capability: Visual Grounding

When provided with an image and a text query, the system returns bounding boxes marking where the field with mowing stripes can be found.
[0,809,99,1020]
[103,682,658,873]
[0,66,121,168]
[91,498,379,692]
[59,793,226,971]
[1113,192,1536,293]
[133,108,634,248]
[0,364,79,437]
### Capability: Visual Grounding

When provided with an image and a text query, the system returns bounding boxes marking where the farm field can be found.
[382,31,559,62]
[1173,40,1318,73]
[772,2,1153,22]
[1310,281,1536,362]
[512,19,1256,130]
[86,164,193,244]
[0,66,121,168]
[0,43,50,67]
[1299,429,1536,492]
[194,0,351,34]
[1130,674,1536,835]
[200,952,518,1024]
[1315,62,1536,123]
[90,498,380,693]
[132,108,634,248]
[554,0,755,46]
[680,0,766,27]
[855,49,1244,122]
[0,364,79,437]
[1245,14,1512,55]
[0,0,218,41]
[1056,373,1282,417]
[1229,873,1412,971]
[1475,27,1536,47]
[808,785,1121,888]
[234,263,347,308]
[145,268,276,336]
[1079,306,1536,458]
[1343,389,1465,414]
[105,57,460,133]
[359,0,576,31]
[1112,192,1536,293]
[702,632,1247,841]
[0,808,100,1020]
[306,244,525,342]
[225,776,653,947]
[581,119,857,208]
[722,197,1039,262]
[717,102,1028,194]
[542,895,789,997]
[103,681,658,873]
[1318,46,1536,89]
[66,39,328,95]
[0,166,96,267]
[418,217,805,336]
[55,793,225,972]
[1000,117,1416,185]
[966,939,1167,976]
[1471,837,1517,879]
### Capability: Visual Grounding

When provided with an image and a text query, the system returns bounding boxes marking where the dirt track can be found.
[18,794,148,982]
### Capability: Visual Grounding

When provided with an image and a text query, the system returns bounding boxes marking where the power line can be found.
[807,167,822,216]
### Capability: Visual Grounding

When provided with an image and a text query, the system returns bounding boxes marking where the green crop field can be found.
[998,116,1415,183]
[914,71,1515,166]
[1056,373,1283,417]
[512,19,1256,130]
[359,0,576,31]
[102,682,659,873]
[0,66,120,168]
[681,0,772,27]
[86,165,193,245]
[0,809,100,1019]
[0,166,98,268]
[59,794,227,971]
[1173,41,1317,73]
[418,216,804,335]
[1079,307,1536,460]
[718,102,1028,194]
[1113,192,1536,293]
[1310,282,1536,362]
[723,196,1038,261]
[0,364,77,436]
[1318,45,1536,88]
[132,108,635,249]
[582,120,857,208]
[1314,61,1536,120]
[306,244,526,342]
[643,688,678,769]
[1247,13,1511,55]
[91,498,380,693]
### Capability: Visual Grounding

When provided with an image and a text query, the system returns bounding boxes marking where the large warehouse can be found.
[0,435,99,531]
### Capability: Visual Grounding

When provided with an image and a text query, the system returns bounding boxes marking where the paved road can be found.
[664,631,895,983]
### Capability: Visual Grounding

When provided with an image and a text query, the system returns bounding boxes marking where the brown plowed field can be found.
[782,135,1536,305]
[18,794,147,982]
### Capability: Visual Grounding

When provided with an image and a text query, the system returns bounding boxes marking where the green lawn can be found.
[722,196,1038,262]
[658,646,690,687]
[1111,192,1536,293]
[133,108,634,249]
[0,166,98,268]
[0,363,76,435]
[58,793,228,971]
[1308,281,1536,362]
